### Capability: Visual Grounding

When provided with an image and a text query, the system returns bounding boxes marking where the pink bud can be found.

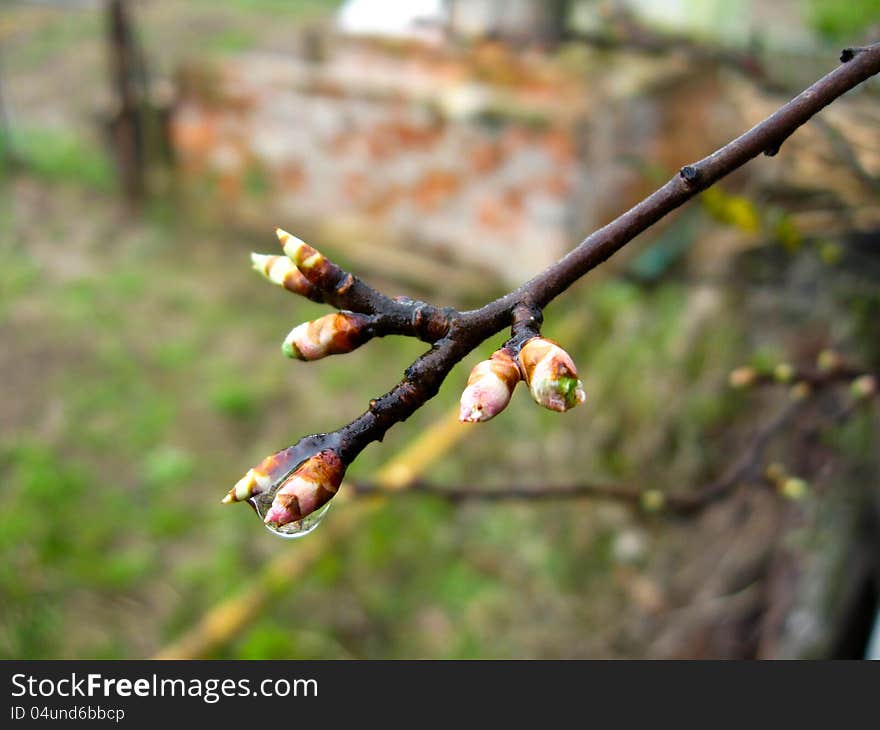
[459,349,521,422]
[264,450,345,527]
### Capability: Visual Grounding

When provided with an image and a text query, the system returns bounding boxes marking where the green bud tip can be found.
[817,349,842,373]
[558,376,586,410]
[640,490,665,512]
[780,477,808,501]
[850,375,877,400]
[774,363,794,383]
[282,338,303,360]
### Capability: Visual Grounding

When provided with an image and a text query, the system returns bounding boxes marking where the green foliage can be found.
[209,382,263,420]
[807,0,880,42]
[204,28,259,55]
[141,446,196,490]
[6,128,114,192]
[202,0,342,18]
[701,187,760,233]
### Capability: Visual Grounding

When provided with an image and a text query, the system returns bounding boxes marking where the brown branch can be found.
[346,374,877,515]
[740,365,876,388]
[348,478,653,507]
[346,397,804,515]
[563,11,775,90]
[235,44,880,524]
[675,397,804,513]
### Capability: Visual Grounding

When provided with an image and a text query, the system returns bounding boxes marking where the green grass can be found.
[807,0,880,41]
[3,0,877,658]
[2,151,876,658]
[202,28,260,55]
[0,215,688,657]
[202,0,342,19]
[1,128,114,192]
[6,11,102,70]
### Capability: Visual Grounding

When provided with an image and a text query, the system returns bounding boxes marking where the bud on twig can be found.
[222,445,304,503]
[282,312,372,360]
[789,381,811,401]
[728,366,756,389]
[763,463,807,500]
[850,374,877,400]
[817,349,843,373]
[780,476,808,501]
[764,462,787,485]
[250,253,320,300]
[640,489,666,513]
[459,349,521,423]
[773,363,794,384]
[264,450,345,527]
[517,337,585,413]
[276,228,341,289]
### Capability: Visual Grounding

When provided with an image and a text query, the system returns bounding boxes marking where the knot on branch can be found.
[840,47,865,63]
[400,298,455,343]
[679,164,701,186]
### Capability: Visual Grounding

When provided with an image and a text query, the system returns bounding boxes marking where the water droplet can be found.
[239,430,344,539]
[248,496,332,540]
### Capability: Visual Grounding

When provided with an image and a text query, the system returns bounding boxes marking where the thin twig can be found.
[346,397,805,515]
[564,11,775,90]
[346,374,877,515]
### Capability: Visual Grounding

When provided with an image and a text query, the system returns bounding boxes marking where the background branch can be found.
[346,373,876,515]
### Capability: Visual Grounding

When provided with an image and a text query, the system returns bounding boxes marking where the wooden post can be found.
[106,0,145,206]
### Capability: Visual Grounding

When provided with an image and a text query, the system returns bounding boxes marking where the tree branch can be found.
[346,372,877,515]
[228,44,880,529]
[345,396,804,515]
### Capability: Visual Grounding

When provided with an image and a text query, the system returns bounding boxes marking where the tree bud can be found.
[517,337,585,412]
[250,252,320,300]
[780,477,808,501]
[459,349,521,423]
[276,228,341,289]
[850,374,877,400]
[640,489,666,512]
[773,363,794,384]
[263,450,345,527]
[817,349,843,373]
[282,312,372,360]
[222,445,304,503]
[728,366,756,389]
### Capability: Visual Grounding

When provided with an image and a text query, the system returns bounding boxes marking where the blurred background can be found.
[1,0,879,659]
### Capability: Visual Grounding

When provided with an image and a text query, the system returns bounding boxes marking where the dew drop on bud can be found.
[248,495,332,539]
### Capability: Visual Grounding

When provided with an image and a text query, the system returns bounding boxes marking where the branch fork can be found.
[223,44,880,531]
